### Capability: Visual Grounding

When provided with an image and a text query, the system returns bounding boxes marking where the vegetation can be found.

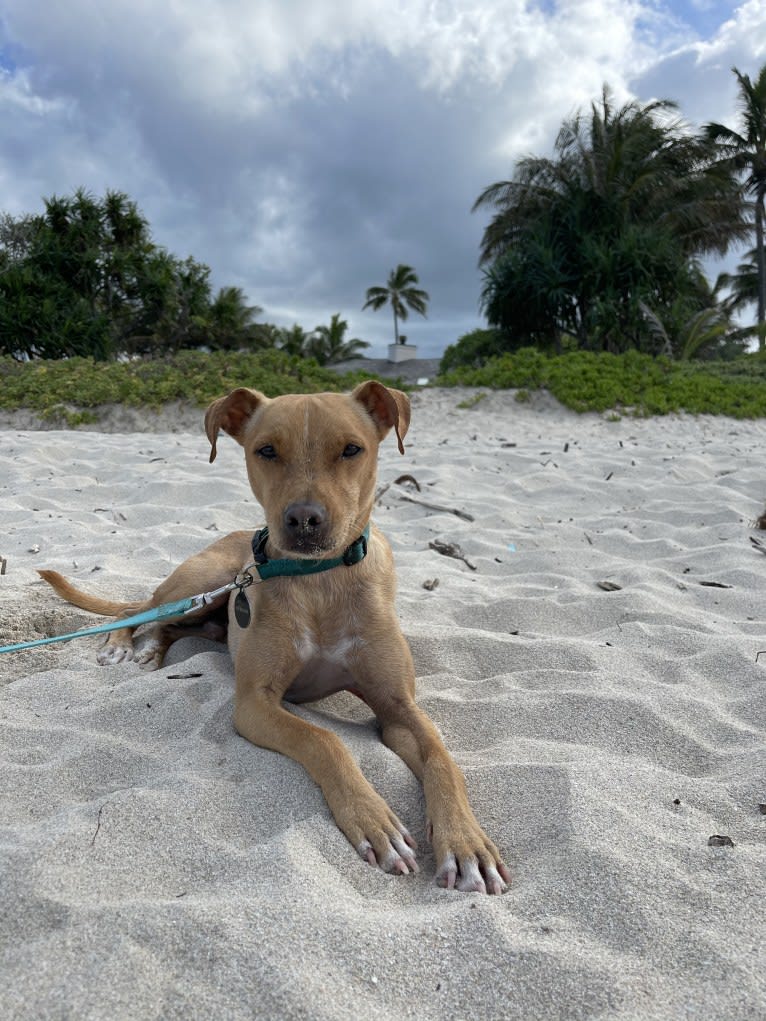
[440,328,507,372]
[0,190,373,364]
[472,86,750,357]
[0,190,271,360]
[0,349,396,426]
[436,347,766,418]
[2,64,766,416]
[305,313,369,364]
[363,264,429,345]
[705,65,766,349]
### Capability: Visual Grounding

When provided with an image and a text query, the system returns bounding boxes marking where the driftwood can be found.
[398,494,474,522]
[428,540,477,571]
[375,473,473,522]
[375,473,422,504]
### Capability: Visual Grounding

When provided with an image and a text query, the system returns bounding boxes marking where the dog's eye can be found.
[342,444,362,459]
[257,445,277,460]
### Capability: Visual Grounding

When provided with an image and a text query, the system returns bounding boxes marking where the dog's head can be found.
[205,381,410,557]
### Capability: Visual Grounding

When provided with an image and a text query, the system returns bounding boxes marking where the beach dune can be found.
[1,388,764,1020]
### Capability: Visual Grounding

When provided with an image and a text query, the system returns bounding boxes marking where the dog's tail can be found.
[37,570,147,618]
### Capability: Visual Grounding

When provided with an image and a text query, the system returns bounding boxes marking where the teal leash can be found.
[0,590,231,655]
[0,526,370,655]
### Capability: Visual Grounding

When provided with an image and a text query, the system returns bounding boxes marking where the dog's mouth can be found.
[282,535,334,558]
[272,524,340,559]
[271,514,364,561]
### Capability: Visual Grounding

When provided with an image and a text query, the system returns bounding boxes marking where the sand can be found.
[0,387,764,1020]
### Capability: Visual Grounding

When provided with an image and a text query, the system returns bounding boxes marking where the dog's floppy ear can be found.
[205,388,267,463]
[352,381,411,454]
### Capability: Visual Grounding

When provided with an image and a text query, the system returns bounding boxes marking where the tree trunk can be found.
[756,193,765,352]
[392,304,400,344]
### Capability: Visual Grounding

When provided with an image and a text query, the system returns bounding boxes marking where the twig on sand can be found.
[376,473,472,520]
[750,536,766,556]
[399,494,474,522]
[394,473,421,490]
[91,803,107,846]
[429,540,477,571]
[375,473,422,504]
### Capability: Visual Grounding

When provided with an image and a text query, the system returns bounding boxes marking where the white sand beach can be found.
[1,387,764,1020]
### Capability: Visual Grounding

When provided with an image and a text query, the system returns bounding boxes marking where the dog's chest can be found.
[295,628,359,665]
[284,626,363,703]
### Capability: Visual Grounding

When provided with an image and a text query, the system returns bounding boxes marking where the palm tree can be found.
[308,313,370,365]
[705,64,766,349]
[276,324,311,357]
[473,86,747,352]
[363,264,429,345]
[639,300,734,360]
[716,248,759,317]
[207,285,263,350]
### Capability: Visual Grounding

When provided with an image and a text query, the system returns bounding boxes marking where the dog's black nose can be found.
[283,502,327,539]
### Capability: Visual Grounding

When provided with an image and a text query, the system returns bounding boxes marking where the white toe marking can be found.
[437,852,458,889]
[456,859,486,893]
[97,643,133,665]
[484,865,507,894]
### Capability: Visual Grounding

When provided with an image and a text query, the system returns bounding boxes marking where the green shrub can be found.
[438,349,766,418]
[439,328,506,373]
[0,350,396,418]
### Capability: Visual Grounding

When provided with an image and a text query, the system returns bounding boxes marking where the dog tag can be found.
[234,588,251,628]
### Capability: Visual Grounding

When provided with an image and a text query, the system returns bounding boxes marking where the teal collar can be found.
[250,525,370,581]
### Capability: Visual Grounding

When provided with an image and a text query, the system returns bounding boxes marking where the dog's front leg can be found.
[233,631,418,876]
[357,646,510,894]
[385,707,510,894]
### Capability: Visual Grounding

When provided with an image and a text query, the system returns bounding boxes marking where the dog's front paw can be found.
[97,641,134,666]
[356,826,418,875]
[432,822,510,895]
[134,639,165,671]
[338,792,418,876]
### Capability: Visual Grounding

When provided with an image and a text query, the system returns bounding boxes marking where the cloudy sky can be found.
[1,1,765,358]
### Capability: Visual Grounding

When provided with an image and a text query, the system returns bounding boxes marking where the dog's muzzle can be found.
[282,502,331,554]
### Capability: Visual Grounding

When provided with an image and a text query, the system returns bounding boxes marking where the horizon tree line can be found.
[1,62,764,363]
[0,190,419,363]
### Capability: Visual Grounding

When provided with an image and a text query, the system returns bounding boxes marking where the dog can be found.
[39,381,510,893]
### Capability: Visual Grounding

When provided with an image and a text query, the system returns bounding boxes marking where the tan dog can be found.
[40,381,509,893]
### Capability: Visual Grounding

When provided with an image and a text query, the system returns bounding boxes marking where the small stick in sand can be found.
[394,473,421,490]
[91,803,106,846]
[375,473,422,504]
[399,494,474,522]
[429,540,477,571]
